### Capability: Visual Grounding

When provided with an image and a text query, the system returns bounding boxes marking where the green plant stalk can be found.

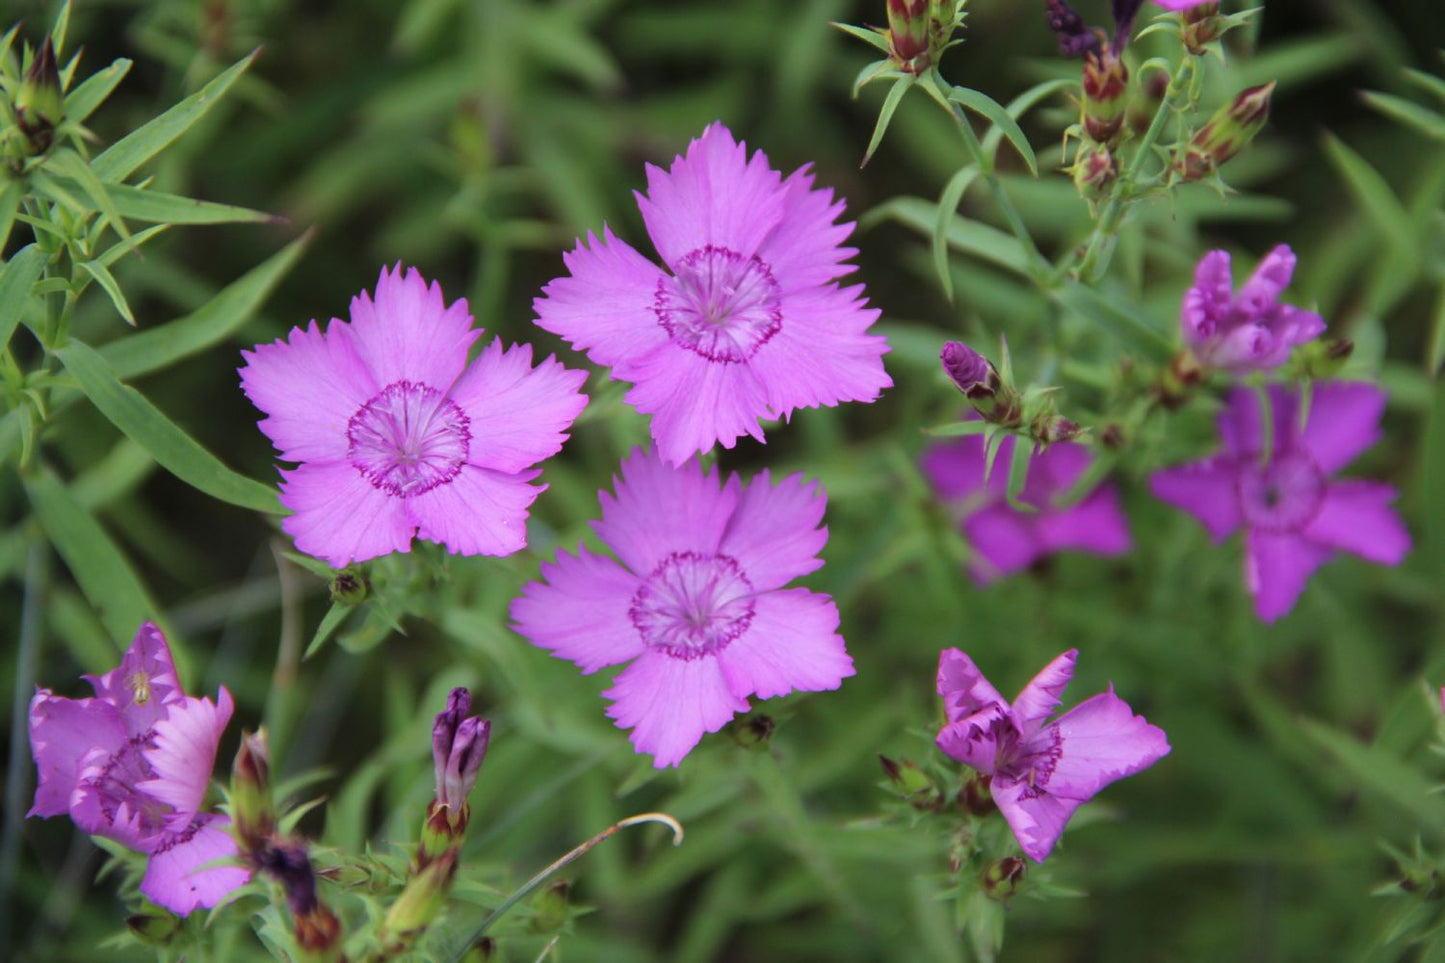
[1073,55,1198,283]
[0,543,46,956]
[919,70,1051,287]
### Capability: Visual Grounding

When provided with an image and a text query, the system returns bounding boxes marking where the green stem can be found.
[920,70,1051,287]
[1073,56,1197,283]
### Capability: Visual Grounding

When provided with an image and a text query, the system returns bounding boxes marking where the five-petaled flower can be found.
[533,122,891,466]
[1181,245,1325,372]
[1150,383,1410,622]
[935,648,1170,862]
[511,448,855,767]
[921,432,1132,582]
[28,623,250,914]
[240,265,588,567]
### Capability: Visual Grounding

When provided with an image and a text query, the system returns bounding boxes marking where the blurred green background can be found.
[3,0,1445,960]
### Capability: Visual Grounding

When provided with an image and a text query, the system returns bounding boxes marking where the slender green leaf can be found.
[948,86,1039,175]
[45,147,134,249]
[92,50,258,183]
[865,197,1031,278]
[862,75,914,168]
[78,259,136,325]
[1005,434,1034,510]
[95,181,274,225]
[1321,132,1419,269]
[22,463,159,648]
[56,339,284,514]
[50,0,72,56]
[980,78,1074,160]
[1054,282,1175,361]
[1429,282,1445,378]
[933,165,980,300]
[0,245,48,349]
[923,419,991,437]
[101,233,309,379]
[0,179,21,252]
[62,58,132,125]
[1360,90,1445,141]
[1298,717,1445,832]
[831,22,890,54]
[1404,67,1445,107]
[304,602,353,660]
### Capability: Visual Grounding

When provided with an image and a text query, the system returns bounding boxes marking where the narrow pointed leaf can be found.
[980,79,1073,160]
[78,258,135,325]
[100,233,309,379]
[862,75,914,168]
[42,179,276,225]
[56,339,284,514]
[933,165,980,300]
[1005,432,1034,511]
[0,245,48,350]
[23,462,160,648]
[1054,282,1174,361]
[304,602,354,661]
[865,197,1030,278]
[0,180,21,252]
[949,86,1039,175]
[1322,132,1418,268]
[831,22,891,54]
[45,147,134,249]
[1360,90,1445,141]
[92,50,258,183]
[62,58,133,125]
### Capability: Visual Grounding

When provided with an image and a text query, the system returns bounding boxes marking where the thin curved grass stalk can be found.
[449,812,684,961]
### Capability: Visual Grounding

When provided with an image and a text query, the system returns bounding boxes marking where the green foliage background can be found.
[2,0,1444,960]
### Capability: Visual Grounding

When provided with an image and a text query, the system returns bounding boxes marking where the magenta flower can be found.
[28,623,249,915]
[533,122,891,466]
[921,433,1132,582]
[1181,245,1325,372]
[935,648,1170,862]
[240,265,588,567]
[1150,383,1410,622]
[511,448,855,767]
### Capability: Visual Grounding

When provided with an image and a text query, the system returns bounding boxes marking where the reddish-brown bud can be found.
[1082,47,1130,145]
[1176,82,1274,182]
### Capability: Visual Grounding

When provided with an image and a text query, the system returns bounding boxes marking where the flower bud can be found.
[418,797,469,868]
[126,909,181,946]
[1071,141,1118,197]
[461,937,499,962]
[958,771,994,816]
[254,840,344,963]
[532,879,572,933]
[886,0,932,70]
[941,342,1022,427]
[1044,0,1100,57]
[385,848,458,939]
[294,903,345,963]
[982,856,1027,902]
[1030,414,1082,445]
[1181,2,1222,54]
[329,569,369,604]
[879,755,944,811]
[15,38,63,155]
[230,729,275,852]
[1128,69,1168,136]
[1082,48,1129,145]
[433,690,491,811]
[1175,82,1274,183]
[732,712,775,748]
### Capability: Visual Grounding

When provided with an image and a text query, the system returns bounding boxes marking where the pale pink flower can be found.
[28,623,249,914]
[533,123,891,465]
[511,449,855,767]
[240,265,588,567]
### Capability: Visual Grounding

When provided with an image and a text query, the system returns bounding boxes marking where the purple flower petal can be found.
[1245,530,1335,622]
[1148,458,1242,543]
[86,623,187,734]
[409,465,541,557]
[1034,484,1133,556]
[239,319,377,465]
[1236,244,1296,313]
[509,547,646,674]
[756,165,857,291]
[1045,690,1171,800]
[1298,382,1387,474]
[27,690,123,818]
[636,122,785,268]
[447,340,588,476]
[991,775,1083,863]
[602,650,749,769]
[345,264,480,390]
[745,283,891,412]
[920,434,992,501]
[140,815,250,915]
[279,461,416,567]
[1303,480,1411,564]
[936,648,1007,722]
[936,703,1012,775]
[621,347,772,465]
[717,470,827,592]
[963,504,1045,581]
[716,589,853,700]
[592,450,738,576]
[1011,649,1077,734]
[533,227,670,369]
[1180,249,1233,348]
[139,688,234,818]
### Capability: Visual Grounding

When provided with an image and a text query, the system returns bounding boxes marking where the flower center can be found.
[996,724,1062,800]
[89,734,167,829]
[654,245,782,362]
[629,551,756,659]
[1236,449,1326,534]
[348,380,470,497]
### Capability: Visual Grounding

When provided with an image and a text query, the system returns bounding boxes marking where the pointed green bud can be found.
[1176,82,1274,182]
[982,856,1027,902]
[1071,141,1118,197]
[1181,2,1222,54]
[531,879,572,933]
[1030,414,1082,445]
[126,909,181,946]
[15,38,63,154]
[1081,48,1129,145]
[879,755,944,811]
[885,0,958,74]
[418,798,469,869]
[386,848,458,939]
[328,569,369,604]
[732,712,775,748]
[230,728,275,853]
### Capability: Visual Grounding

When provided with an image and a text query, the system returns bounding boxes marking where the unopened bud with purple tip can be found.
[1176,82,1274,182]
[15,38,63,155]
[1082,47,1129,145]
[1180,1,1222,54]
[982,856,1027,902]
[941,342,1023,427]
[230,729,275,853]
[420,688,491,866]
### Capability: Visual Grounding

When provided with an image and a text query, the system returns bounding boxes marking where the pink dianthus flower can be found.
[1181,245,1325,372]
[28,623,249,915]
[533,123,891,466]
[1150,383,1410,622]
[240,265,588,567]
[935,648,1170,862]
[511,448,855,767]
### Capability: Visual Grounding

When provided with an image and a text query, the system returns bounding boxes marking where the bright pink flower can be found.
[533,123,891,466]
[921,433,1132,582]
[28,623,249,915]
[1150,383,1410,622]
[1181,245,1325,372]
[511,449,855,767]
[935,648,1169,862]
[241,265,588,567]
